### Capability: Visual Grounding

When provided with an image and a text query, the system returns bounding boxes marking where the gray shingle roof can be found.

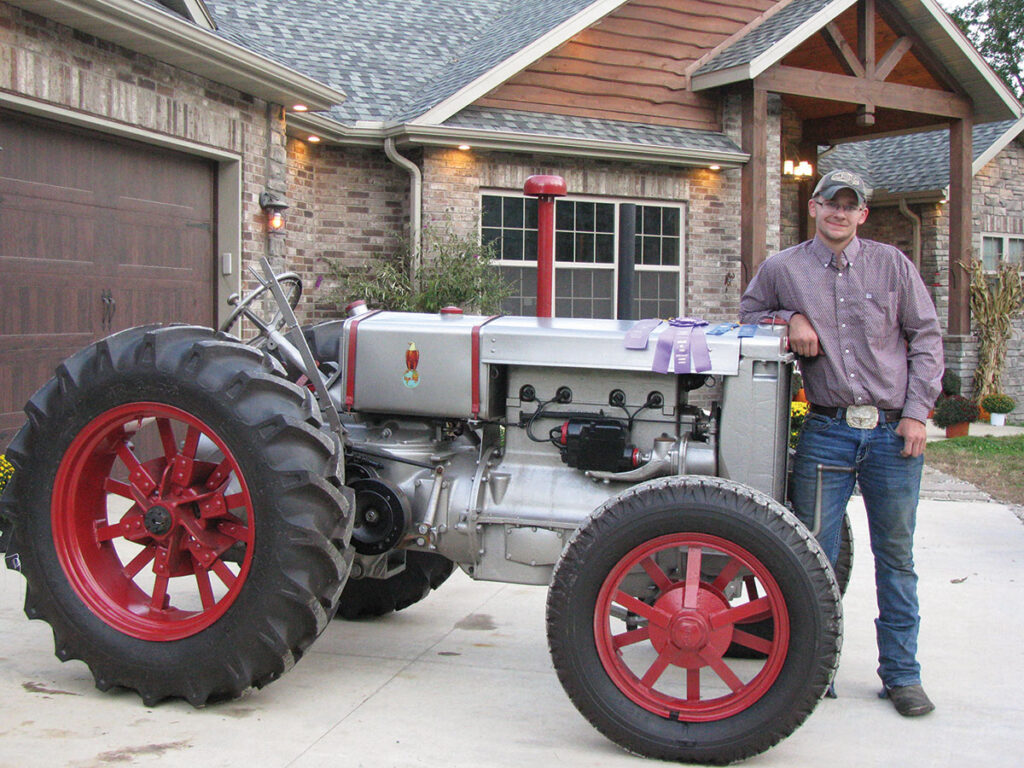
[202,0,596,124]
[696,0,838,76]
[444,106,743,154]
[819,120,1019,195]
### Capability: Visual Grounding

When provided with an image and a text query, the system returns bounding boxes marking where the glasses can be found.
[814,199,864,215]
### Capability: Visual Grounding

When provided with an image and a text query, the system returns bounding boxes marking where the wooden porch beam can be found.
[948,117,973,335]
[858,0,876,79]
[802,111,947,145]
[875,37,914,82]
[821,22,864,78]
[758,66,972,119]
[741,83,768,290]
[875,2,968,97]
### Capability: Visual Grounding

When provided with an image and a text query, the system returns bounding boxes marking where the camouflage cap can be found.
[812,169,869,205]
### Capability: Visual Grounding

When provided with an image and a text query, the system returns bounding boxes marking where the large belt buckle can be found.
[845,405,879,429]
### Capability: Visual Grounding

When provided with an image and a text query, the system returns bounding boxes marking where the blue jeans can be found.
[790,411,924,688]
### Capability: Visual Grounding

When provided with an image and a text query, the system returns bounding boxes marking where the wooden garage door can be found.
[0,110,216,449]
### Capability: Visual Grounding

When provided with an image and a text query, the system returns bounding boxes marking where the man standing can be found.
[740,169,944,716]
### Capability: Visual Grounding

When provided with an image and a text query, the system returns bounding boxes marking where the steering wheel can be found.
[219,272,303,343]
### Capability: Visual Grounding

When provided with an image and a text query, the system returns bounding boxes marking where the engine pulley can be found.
[349,478,409,555]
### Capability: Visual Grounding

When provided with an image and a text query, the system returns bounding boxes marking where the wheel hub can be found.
[144,505,174,536]
[669,611,709,651]
[647,585,733,664]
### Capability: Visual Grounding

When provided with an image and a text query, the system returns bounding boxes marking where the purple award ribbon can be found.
[652,317,712,374]
[623,318,664,350]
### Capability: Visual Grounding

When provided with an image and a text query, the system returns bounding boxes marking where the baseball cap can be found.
[813,169,869,206]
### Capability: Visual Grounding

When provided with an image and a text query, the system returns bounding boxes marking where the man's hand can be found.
[896,417,927,458]
[787,313,821,357]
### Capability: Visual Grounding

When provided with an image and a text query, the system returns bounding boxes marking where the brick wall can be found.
[284,142,409,322]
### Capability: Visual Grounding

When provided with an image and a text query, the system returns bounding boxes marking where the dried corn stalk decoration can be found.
[960,259,1024,401]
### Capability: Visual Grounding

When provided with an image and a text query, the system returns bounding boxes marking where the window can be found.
[982,234,1024,271]
[482,192,685,320]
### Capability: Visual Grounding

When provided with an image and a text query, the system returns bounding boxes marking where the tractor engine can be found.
[321,309,792,586]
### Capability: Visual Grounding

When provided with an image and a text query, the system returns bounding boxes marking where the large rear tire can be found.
[547,476,841,765]
[1,326,352,705]
[336,551,454,620]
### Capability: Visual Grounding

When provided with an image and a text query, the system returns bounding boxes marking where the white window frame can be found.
[981,232,1024,272]
[480,190,687,318]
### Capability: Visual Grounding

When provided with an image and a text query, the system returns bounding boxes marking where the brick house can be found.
[2,0,1022,447]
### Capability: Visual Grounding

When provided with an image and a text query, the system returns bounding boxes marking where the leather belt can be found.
[809,403,902,422]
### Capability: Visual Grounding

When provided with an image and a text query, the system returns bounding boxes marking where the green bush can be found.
[980,393,1016,414]
[326,220,511,314]
[932,394,979,428]
[941,369,962,397]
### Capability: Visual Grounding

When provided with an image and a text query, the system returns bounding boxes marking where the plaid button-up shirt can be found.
[740,236,943,423]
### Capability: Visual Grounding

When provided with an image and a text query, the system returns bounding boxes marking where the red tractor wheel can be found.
[3,326,352,705]
[547,476,841,764]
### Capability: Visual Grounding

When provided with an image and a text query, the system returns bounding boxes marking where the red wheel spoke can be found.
[711,557,742,594]
[730,628,774,655]
[117,441,157,496]
[217,519,253,545]
[683,545,703,608]
[150,573,170,611]
[687,668,701,700]
[614,590,669,629]
[612,626,651,650]
[103,478,136,501]
[640,649,680,688]
[195,567,215,610]
[639,556,674,593]
[211,560,237,589]
[205,458,234,491]
[123,546,156,578]
[224,492,247,511]
[181,425,201,460]
[701,650,744,692]
[710,596,773,630]
[156,417,178,463]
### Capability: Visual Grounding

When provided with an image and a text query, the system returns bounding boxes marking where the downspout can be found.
[897,196,922,273]
[384,137,422,282]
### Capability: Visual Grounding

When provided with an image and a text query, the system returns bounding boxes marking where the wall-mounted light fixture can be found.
[708,164,721,171]
[457,144,471,151]
[308,135,321,143]
[259,191,289,234]
[783,159,814,178]
[292,104,309,112]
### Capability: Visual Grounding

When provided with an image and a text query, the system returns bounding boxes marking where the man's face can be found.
[809,188,868,247]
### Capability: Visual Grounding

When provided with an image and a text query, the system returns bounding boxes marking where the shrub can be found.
[980,393,1016,414]
[932,395,980,428]
[325,220,511,314]
[941,369,961,397]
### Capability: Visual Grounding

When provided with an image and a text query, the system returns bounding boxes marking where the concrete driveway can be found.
[1,483,1021,768]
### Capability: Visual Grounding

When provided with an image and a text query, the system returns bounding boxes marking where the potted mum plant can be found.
[980,393,1016,427]
[932,394,979,438]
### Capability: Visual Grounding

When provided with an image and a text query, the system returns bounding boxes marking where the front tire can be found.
[547,476,841,764]
[2,326,352,705]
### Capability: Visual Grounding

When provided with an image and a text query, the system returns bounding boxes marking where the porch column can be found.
[948,116,973,334]
[741,83,768,289]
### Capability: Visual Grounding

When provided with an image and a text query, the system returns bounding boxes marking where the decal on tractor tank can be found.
[403,342,420,388]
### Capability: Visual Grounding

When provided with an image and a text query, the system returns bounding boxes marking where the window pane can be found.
[576,202,595,232]
[982,236,1002,271]
[662,236,680,266]
[503,197,524,228]
[663,207,680,237]
[503,229,524,260]
[1007,238,1024,265]
[556,232,574,261]
[482,196,502,227]
[642,236,661,265]
[643,206,660,235]
[596,203,615,232]
[596,233,615,263]
[525,231,538,261]
[482,227,501,250]
[556,200,574,230]
[525,198,539,229]
[576,233,594,262]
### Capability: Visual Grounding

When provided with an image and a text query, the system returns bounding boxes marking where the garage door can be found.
[0,110,217,449]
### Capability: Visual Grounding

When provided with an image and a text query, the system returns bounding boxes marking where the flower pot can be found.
[990,412,1007,427]
[945,422,969,438]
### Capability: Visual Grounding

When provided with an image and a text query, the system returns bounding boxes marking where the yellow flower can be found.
[790,401,809,418]
[0,454,13,496]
